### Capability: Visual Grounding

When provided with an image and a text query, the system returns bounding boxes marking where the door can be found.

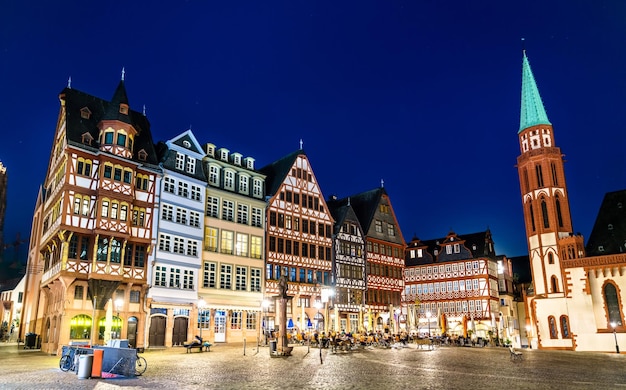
[172,317,188,346]
[149,316,166,347]
[214,310,226,342]
[127,317,138,348]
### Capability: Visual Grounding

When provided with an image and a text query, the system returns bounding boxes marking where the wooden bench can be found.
[509,346,523,361]
[185,342,212,353]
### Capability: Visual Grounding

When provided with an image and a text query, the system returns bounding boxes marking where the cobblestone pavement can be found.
[0,342,624,390]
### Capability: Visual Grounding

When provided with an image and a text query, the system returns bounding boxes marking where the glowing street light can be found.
[611,322,620,354]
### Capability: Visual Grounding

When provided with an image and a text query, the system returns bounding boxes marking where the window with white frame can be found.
[387,223,395,236]
[476,300,483,311]
[221,230,234,254]
[469,300,475,312]
[189,211,201,228]
[446,245,452,254]
[459,280,465,291]
[183,270,194,289]
[175,208,187,224]
[454,244,460,253]
[473,279,479,290]
[252,207,263,227]
[235,233,248,257]
[204,227,218,251]
[175,153,185,170]
[453,281,459,291]
[155,266,167,287]
[250,236,262,259]
[170,268,181,288]
[447,281,452,292]
[173,237,185,254]
[158,234,171,252]
[456,301,462,313]
[164,177,175,193]
[178,182,189,197]
[466,279,472,291]
[235,266,247,291]
[191,185,201,201]
[224,170,235,190]
[162,204,173,221]
[186,156,196,174]
[375,220,382,233]
[203,261,217,288]
[250,268,261,292]
[187,240,198,257]
[221,264,232,289]
[237,204,248,224]
[239,175,248,194]
[253,179,262,197]
[207,196,219,217]
[209,165,219,186]
[246,312,256,330]
[222,200,234,221]
[230,311,241,329]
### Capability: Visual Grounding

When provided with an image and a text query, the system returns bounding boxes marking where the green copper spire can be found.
[519,51,551,133]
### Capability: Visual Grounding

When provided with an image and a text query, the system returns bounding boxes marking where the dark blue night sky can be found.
[1,1,625,260]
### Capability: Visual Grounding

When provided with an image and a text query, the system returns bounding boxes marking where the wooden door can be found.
[149,316,166,347]
[172,317,188,346]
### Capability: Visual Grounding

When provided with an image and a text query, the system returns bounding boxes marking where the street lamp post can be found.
[611,322,620,354]
[198,298,207,340]
[315,301,323,364]
[114,298,123,339]
[426,312,431,337]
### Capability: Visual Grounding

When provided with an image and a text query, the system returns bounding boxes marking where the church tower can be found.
[516,51,582,297]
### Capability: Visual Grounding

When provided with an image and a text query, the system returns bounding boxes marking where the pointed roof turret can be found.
[102,70,132,124]
[519,51,551,133]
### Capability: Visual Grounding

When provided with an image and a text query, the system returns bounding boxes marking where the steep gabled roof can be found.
[585,189,626,256]
[259,149,303,196]
[414,229,496,264]
[519,51,551,133]
[330,187,385,233]
[60,84,160,166]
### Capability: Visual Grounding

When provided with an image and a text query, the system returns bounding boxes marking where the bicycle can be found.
[59,346,80,372]
[135,348,147,376]
[109,348,147,376]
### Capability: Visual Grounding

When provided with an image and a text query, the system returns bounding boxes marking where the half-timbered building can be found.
[21,76,162,354]
[260,149,335,333]
[147,130,206,347]
[404,231,500,340]
[342,186,405,332]
[326,197,367,333]
[198,143,266,343]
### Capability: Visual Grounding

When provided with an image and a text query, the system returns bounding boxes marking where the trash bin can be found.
[24,333,37,349]
[77,354,94,379]
[269,340,277,354]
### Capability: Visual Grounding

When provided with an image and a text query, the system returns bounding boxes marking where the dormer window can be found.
[233,154,241,166]
[80,107,92,119]
[138,149,147,161]
[205,144,215,157]
[220,150,228,161]
[608,224,614,230]
[183,140,191,148]
[244,157,255,170]
[120,104,129,115]
[104,131,114,144]
[81,132,93,146]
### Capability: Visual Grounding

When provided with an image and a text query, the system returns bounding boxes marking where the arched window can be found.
[548,316,558,339]
[529,204,536,232]
[43,318,51,343]
[69,314,92,339]
[560,315,570,338]
[98,316,123,340]
[604,283,623,326]
[548,253,554,264]
[541,199,550,228]
[556,196,564,227]
[551,276,559,293]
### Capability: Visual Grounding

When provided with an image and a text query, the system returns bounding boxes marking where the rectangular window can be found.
[173,237,185,254]
[204,227,218,251]
[246,312,256,330]
[74,285,83,300]
[221,230,233,255]
[253,179,262,197]
[175,208,187,224]
[176,153,185,170]
[250,208,262,228]
[162,204,173,221]
[239,176,248,194]
[155,266,167,287]
[114,168,122,181]
[189,211,201,227]
[250,268,261,292]
[104,165,112,179]
[235,233,248,257]
[251,236,262,259]
[375,220,382,233]
[224,171,235,189]
[237,204,248,224]
[170,268,181,288]
[209,165,219,185]
[230,311,242,329]
[222,200,234,221]
[207,196,219,218]
[159,234,171,252]
[203,262,217,288]
[235,266,247,291]
[191,185,201,201]
[164,177,175,193]
[178,182,189,197]
[186,156,195,174]
[129,290,140,303]
[183,270,194,289]
[134,245,146,267]
[187,240,198,257]
[221,264,232,289]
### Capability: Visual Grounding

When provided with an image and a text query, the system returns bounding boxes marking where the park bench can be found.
[509,346,523,361]
[185,341,212,353]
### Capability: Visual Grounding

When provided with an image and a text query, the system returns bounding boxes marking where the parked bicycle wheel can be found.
[59,355,72,372]
[135,356,147,375]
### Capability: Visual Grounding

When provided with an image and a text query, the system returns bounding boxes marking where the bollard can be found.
[243,338,246,356]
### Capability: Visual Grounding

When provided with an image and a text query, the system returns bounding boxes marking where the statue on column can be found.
[278,274,288,298]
